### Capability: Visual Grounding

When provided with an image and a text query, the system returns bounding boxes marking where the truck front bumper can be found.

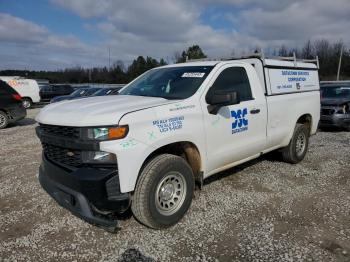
[320,114,350,129]
[39,155,131,231]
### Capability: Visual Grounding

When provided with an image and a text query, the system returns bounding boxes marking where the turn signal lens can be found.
[108,126,128,139]
[88,126,129,140]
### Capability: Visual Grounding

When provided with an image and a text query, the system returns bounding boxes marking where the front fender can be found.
[100,101,206,193]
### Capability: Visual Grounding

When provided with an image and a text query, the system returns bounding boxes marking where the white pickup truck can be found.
[36,55,320,231]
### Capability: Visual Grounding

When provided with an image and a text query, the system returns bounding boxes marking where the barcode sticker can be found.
[182,72,205,78]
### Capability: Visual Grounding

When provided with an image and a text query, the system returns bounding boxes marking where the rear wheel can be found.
[132,154,194,229]
[22,98,32,109]
[0,111,9,129]
[281,123,309,164]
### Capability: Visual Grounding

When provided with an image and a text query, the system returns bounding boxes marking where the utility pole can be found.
[336,45,343,81]
[108,46,111,68]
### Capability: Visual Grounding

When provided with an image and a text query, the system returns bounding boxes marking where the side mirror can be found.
[206,91,240,115]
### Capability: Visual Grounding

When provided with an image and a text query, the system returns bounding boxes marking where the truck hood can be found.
[36,95,172,126]
[52,95,88,103]
[321,98,350,106]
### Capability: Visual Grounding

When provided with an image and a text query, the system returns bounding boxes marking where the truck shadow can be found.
[318,127,349,133]
[32,103,48,109]
[5,118,37,129]
[203,152,281,186]
[17,118,36,126]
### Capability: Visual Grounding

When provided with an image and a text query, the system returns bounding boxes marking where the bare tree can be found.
[172,51,181,64]
[278,45,288,57]
[301,40,314,59]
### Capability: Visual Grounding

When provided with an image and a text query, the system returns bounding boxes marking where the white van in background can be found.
[0,76,40,108]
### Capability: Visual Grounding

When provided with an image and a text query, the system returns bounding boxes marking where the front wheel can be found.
[281,123,310,164]
[131,154,195,229]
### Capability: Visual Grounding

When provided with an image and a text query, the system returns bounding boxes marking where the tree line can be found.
[0,56,167,84]
[269,39,350,80]
[1,40,349,84]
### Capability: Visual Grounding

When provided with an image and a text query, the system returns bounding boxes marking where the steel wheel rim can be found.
[296,132,306,156]
[155,171,187,216]
[23,100,30,108]
[0,114,6,128]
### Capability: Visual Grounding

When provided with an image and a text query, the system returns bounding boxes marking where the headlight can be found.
[82,151,117,164]
[87,126,128,140]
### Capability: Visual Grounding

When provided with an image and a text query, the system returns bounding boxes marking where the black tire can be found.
[22,98,32,109]
[132,154,195,229]
[281,123,309,164]
[0,111,9,129]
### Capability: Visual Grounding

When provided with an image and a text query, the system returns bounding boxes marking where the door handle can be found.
[250,108,260,114]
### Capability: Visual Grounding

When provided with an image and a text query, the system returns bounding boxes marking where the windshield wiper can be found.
[120,93,183,100]
[162,96,183,100]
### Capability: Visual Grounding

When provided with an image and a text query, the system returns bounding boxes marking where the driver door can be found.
[202,64,267,174]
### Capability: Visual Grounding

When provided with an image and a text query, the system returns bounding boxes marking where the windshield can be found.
[70,88,99,97]
[84,88,101,96]
[93,88,115,96]
[119,66,214,99]
[322,86,350,99]
[71,88,89,97]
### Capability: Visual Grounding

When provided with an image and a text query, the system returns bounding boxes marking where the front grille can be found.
[43,143,82,167]
[321,108,335,115]
[40,124,80,139]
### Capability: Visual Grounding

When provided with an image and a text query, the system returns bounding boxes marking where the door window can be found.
[207,67,253,102]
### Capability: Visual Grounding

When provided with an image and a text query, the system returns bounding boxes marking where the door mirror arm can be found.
[206,91,240,115]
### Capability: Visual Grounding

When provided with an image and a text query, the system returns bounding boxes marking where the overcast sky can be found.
[0,0,349,70]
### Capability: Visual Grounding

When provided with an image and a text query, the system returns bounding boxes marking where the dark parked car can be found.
[0,80,26,129]
[40,84,74,102]
[50,87,101,103]
[92,87,122,96]
[320,82,350,130]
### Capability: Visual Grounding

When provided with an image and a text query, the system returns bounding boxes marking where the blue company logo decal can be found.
[231,108,248,134]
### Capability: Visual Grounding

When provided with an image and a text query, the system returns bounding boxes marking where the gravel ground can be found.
[0,108,349,261]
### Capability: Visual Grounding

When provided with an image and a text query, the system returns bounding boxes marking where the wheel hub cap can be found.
[160,184,174,201]
[155,172,187,216]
